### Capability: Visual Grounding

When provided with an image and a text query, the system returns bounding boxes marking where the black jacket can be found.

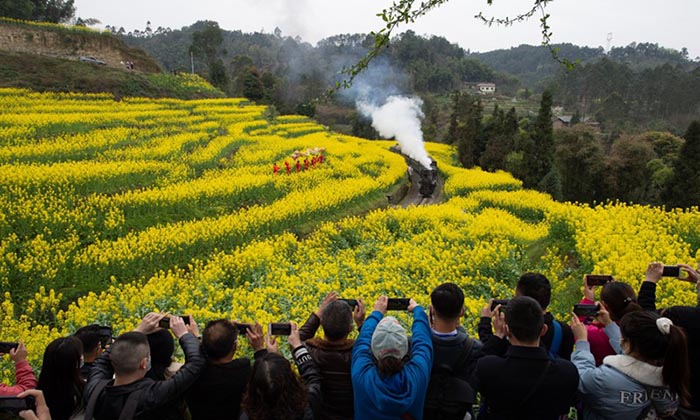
[478,313,575,360]
[186,350,266,420]
[423,327,483,420]
[239,346,322,420]
[638,281,700,410]
[472,345,579,420]
[298,312,354,420]
[84,333,205,420]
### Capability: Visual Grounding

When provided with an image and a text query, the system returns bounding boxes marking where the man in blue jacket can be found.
[351,296,433,420]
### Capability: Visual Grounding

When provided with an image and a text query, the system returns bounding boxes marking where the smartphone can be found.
[490,299,510,311]
[387,298,410,311]
[234,323,252,335]
[574,304,601,317]
[0,396,36,415]
[338,298,358,308]
[158,315,191,329]
[269,322,292,336]
[662,265,681,277]
[0,342,19,354]
[585,274,614,287]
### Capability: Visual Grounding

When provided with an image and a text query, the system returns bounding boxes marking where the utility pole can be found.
[190,51,195,74]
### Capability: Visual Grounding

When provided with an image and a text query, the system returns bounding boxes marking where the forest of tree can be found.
[0,0,74,23]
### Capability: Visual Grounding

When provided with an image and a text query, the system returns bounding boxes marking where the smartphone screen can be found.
[573,304,600,317]
[386,298,410,311]
[338,298,358,308]
[268,322,292,336]
[490,299,510,311]
[234,323,252,335]
[585,274,614,287]
[0,342,19,354]
[662,265,681,277]
[0,396,36,414]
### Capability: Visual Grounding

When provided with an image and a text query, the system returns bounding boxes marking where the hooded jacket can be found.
[84,333,205,420]
[351,306,433,420]
[572,340,678,420]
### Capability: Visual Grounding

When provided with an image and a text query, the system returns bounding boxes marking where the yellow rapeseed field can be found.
[0,87,698,380]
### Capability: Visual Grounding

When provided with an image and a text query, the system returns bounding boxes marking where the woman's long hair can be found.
[620,311,690,406]
[242,352,308,420]
[37,336,84,420]
[146,329,174,380]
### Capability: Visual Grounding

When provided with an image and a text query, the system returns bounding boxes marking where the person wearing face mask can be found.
[83,313,205,420]
[571,310,690,419]
[37,336,85,420]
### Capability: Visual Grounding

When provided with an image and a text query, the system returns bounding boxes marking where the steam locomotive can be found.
[390,145,439,198]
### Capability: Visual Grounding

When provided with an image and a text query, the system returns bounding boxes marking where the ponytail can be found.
[620,311,691,407]
[662,324,690,407]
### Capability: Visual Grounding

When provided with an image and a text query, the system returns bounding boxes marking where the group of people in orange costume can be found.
[273,147,326,175]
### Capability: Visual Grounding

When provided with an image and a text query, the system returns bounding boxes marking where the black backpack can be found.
[423,337,476,420]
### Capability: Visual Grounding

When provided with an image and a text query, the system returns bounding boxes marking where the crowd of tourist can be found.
[1,262,699,420]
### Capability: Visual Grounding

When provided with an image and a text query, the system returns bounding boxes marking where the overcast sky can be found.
[73,0,700,58]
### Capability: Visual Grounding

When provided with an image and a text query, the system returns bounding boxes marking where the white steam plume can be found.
[357,96,432,169]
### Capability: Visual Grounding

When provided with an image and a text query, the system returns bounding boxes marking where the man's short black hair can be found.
[110,332,149,376]
[430,283,465,319]
[74,324,103,353]
[321,301,353,341]
[505,296,545,343]
[516,272,551,310]
[203,320,238,360]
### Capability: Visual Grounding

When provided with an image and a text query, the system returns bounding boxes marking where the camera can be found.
[585,274,614,287]
[0,396,36,415]
[386,298,410,311]
[234,322,252,335]
[573,304,601,317]
[338,298,358,308]
[268,322,292,336]
[158,315,191,329]
[662,265,681,277]
[0,342,19,354]
[98,326,114,348]
[490,299,510,311]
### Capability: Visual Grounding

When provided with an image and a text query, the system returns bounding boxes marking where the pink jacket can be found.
[0,360,38,396]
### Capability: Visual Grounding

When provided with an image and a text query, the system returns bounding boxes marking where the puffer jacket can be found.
[572,340,678,420]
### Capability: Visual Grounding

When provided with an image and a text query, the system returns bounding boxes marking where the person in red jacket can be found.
[304,159,309,170]
[296,161,301,173]
[285,161,291,175]
[0,341,37,396]
[273,163,280,175]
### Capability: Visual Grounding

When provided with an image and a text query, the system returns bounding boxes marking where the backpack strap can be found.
[83,379,110,420]
[118,388,144,420]
[549,320,562,358]
[517,360,552,408]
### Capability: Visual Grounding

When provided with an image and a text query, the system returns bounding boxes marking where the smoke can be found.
[357,96,432,169]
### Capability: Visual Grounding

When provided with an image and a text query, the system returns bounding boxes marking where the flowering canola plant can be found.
[0,88,698,380]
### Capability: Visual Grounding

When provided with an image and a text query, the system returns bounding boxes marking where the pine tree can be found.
[664,121,700,208]
[523,90,554,188]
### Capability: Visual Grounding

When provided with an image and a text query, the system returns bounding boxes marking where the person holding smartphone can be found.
[186,320,266,420]
[351,296,432,420]
[637,262,700,417]
[0,341,37,396]
[577,277,643,365]
[297,291,366,420]
[240,323,322,420]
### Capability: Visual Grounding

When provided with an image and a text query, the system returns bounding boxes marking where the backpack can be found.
[423,337,476,420]
[549,320,562,359]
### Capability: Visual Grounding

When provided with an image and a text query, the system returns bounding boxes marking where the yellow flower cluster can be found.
[1,88,698,381]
